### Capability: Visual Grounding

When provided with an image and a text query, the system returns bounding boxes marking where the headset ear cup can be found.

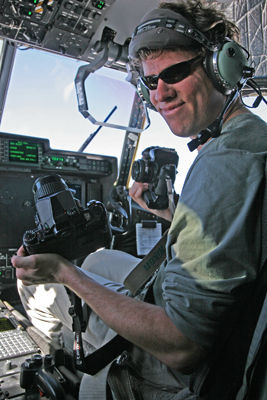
[204,41,250,95]
[137,80,158,112]
[204,51,230,95]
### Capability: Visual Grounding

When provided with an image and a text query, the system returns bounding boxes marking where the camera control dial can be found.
[23,230,38,244]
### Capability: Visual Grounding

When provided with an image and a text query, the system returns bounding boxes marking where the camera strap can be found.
[123,230,168,295]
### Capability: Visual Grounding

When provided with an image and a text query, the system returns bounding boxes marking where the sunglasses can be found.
[139,55,203,90]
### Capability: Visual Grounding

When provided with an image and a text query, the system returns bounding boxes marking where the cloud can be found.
[63,82,75,102]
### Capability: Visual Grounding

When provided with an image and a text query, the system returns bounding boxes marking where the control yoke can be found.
[75,39,148,134]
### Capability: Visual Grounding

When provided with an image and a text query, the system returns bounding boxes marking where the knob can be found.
[3,360,12,373]
[32,354,43,367]
[23,230,37,244]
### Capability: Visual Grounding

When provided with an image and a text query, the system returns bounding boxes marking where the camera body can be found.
[131,146,179,209]
[23,174,112,261]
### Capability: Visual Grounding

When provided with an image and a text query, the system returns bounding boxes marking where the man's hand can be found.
[12,246,75,286]
[129,181,150,210]
[129,181,173,222]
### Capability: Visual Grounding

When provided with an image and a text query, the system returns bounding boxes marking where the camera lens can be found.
[132,159,155,183]
[33,174,68,202]
[131,160,142,181]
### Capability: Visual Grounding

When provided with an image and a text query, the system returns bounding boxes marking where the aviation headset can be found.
[128,8,252,111]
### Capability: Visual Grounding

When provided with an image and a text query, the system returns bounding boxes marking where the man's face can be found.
[142,50,227,138]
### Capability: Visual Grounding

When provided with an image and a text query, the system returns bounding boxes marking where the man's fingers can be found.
[12,254,36,270]
[16,245,29,257]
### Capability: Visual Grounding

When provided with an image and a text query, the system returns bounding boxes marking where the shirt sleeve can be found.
[157,148,265,352]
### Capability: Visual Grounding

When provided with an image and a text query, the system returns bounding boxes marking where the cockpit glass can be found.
[0,47,136,165]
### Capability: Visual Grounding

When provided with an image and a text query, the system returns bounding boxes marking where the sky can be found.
[1,47,266,194]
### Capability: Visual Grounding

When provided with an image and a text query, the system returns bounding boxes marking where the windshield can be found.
[1,46,266,194]
[0,47,135,163]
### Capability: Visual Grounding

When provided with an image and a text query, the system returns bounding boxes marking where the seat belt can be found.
[123,230,168,295]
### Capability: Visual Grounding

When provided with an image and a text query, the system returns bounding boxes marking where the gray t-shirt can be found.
[153,113,267,353]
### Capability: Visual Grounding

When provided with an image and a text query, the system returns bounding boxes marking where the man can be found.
[12,1,267,399]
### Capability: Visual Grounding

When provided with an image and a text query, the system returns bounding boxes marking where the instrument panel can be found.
[0,132,115,176]
[0,0,158,68]
[0,0,119,62]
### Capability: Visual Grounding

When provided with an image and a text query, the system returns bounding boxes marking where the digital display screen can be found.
[51,156,64,163]
[9,140,39,164]
[0,317,15,332]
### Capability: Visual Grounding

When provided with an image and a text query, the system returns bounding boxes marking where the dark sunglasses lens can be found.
[141,76,158,90]
[161,62,191,84]
[140,57,200,90]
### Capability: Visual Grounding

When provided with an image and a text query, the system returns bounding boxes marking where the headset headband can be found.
[128,8,220,59]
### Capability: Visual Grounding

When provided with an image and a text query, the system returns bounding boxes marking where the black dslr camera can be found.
[131,146,179,209]
[23,174,112,261]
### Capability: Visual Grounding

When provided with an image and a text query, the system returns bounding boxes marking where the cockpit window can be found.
[0,47,136,165]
